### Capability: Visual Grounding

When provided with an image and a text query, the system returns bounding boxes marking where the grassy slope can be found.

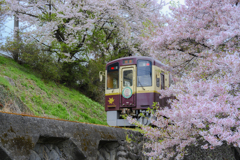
[0,55,107,125]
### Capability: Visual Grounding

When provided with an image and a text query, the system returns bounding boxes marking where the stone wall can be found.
[0,112,146,160]
[0,112,239,160]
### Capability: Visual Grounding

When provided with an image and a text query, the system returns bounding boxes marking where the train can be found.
[100,56,172,126]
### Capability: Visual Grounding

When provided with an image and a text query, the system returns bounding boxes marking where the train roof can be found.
[106,56,171,71]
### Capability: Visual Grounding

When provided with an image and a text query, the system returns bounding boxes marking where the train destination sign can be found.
[123,59,133,64]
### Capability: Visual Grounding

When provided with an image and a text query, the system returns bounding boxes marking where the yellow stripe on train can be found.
[105,90,160,96]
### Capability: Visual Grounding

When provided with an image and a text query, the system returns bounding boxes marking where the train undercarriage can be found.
[107,108,153,126]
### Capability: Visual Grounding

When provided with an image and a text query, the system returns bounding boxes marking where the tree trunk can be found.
[13,3,19,62]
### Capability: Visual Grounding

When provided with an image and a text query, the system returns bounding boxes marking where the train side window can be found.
[137,60,152,87]
[161,73,165,89]
[123,70,133,87]
[156,76,160,88]
[107,62,119,90]
[107,71,119,89]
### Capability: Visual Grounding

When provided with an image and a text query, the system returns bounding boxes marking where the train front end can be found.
[105,56,169,126]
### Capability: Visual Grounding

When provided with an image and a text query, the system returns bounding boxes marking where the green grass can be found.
[0,55,107,125]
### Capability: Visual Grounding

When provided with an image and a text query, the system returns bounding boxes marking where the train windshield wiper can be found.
[138,77,145,90]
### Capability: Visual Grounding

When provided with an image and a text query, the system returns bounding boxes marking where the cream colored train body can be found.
[104,56,171,126]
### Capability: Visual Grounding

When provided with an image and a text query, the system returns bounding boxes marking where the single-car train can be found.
[102,56,171,126]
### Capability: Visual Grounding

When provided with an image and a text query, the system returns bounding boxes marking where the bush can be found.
[2,39,106,104]
[2,39,63,81]
[21,51,62,81]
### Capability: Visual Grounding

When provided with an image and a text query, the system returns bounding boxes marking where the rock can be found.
[128,142,138,154]
[53,145,62,157]
[34,144,50,159]
[46,144,54,151]
[97,153,105,160]
[98,148,110,160]
[117,145,126,152]
[118,140,126,146]
[29,150,41,160]
[128,152,139,160]
[117,157,128,160]
[0,85,31,113]
[2,100,21,114]
[117,151,128,157]
[48,149,60,160]
[109,150,117,160]
[4,76,15,87]
[30,144,65,160]
[183,143,236,160]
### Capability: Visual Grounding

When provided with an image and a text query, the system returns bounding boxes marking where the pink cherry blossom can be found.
[5,0,165,57]
[129,0,240,159]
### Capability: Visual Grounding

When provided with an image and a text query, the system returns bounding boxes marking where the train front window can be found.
[123,70,133,87]
[137,60,152,87]
[107,63,119,89]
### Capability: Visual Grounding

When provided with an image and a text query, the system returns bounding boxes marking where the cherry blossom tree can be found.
[5,0,165,61]
[128,0,240,159]
[4,0,166,103]
[0,0,7,42]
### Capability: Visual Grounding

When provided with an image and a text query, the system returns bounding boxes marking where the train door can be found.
[120,66,136,107]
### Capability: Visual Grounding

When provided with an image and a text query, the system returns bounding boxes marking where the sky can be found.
[1,0,185,44]
[1,17,14,43]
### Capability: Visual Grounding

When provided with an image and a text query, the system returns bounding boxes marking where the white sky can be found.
[1,17,14,43]
[1,0,185,44]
